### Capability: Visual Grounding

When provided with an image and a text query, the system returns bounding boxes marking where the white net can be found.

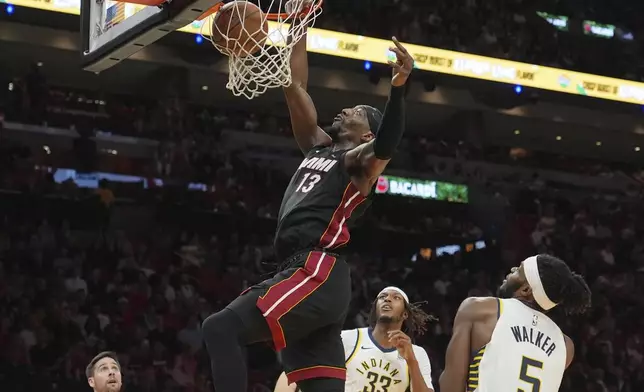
[201,0,322,100]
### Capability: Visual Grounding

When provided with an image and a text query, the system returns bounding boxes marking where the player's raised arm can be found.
[439,298,475,392]
[439,298,494,392]
[344,37,412,195]
[282,6,332,155]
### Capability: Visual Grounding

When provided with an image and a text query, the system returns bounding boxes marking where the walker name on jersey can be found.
[355,358,403,385]
[298,157,338,173]
[510,325,557,357]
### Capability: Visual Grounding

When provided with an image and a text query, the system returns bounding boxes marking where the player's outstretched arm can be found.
[345,37,413,195]
[275,372,298,392]
[410,346,435,392]
[438,297,484,392]
[282,8,332,155]
[389,331,434,392]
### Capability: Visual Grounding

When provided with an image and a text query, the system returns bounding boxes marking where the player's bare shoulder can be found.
[563,333,575,368]
[457,296,499,321]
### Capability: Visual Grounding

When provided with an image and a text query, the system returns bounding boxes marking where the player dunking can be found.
[86,351,122,392]
[439,254,592,392]
[201,11,414,392]
[275,287,435,392]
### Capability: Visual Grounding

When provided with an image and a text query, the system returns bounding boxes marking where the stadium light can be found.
[195,35,203,44]
[364,61,372,71]
[6,4,15,14]
[514,85,523,94]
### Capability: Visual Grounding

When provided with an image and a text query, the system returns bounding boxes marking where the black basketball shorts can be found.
[227,249,351,384]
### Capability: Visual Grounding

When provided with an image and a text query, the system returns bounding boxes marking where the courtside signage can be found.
[374,175,468,203]
[50,168,470,204]
[9,0,644,105]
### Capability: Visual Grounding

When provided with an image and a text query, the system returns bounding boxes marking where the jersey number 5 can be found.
[363,371,392,392]
[518,356,543,392]
[295,172,322,193]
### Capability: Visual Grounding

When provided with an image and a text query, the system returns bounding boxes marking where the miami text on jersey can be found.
[298,157,338,173]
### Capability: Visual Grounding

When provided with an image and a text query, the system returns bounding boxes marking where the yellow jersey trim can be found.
[467,345,487,392]
[346,329,362,364]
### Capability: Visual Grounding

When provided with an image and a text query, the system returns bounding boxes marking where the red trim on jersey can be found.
[239,287,251,296]
[317,182,366,249]
[255,251,336,351]
[286,365,346,383]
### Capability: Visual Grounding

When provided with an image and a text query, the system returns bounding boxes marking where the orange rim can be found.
[265,0,323,20]
[197,0,323,21]
[196,2,223,21]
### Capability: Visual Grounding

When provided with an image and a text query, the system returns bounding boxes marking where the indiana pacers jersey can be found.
[468,299,566,392]
[342,328,433,392]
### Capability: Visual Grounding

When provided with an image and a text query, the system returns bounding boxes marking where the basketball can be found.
[211,1,268,57]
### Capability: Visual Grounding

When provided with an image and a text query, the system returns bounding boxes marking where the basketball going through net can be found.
[199,0,323,100]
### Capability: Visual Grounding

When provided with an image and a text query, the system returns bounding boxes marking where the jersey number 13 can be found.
[295,172,322,194]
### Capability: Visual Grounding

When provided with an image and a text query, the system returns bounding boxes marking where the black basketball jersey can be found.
[274,145,371,260]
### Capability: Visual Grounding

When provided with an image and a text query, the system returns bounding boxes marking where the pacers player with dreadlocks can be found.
[275,287,435,392]
[440,254,591,392]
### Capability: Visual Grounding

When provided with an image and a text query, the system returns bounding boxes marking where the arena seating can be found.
[318,0,644,81]
[2,66,644,392]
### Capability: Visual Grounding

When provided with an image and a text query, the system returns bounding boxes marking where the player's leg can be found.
[297,378,345,392]
[276,251,350,392]
[281,322,348,392]
[201,289,272,392]
[203,250,350,392]
[255,251,350,350]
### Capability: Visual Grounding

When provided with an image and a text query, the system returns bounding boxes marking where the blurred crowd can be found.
[514,196,644,392]
[1,66,644,392]
[4,67,642,192]
[319,0,644,81]
[2,148,644,392]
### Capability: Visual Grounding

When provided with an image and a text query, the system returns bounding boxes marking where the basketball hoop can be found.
[199,0,323,100]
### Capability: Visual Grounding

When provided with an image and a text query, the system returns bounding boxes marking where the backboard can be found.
[80,0,221,72]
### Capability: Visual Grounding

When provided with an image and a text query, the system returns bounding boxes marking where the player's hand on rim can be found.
[387,330,416,362]
[388,37,414,87]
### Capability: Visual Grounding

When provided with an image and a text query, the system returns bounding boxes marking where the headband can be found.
[360,105,383,133]
[378,286,409,304]
[523,256,558,310]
